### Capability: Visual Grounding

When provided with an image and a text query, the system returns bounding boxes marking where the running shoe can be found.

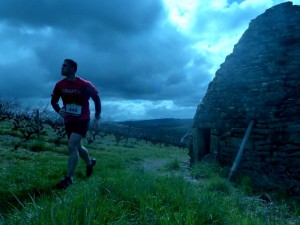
[86,158,96,177]
[55,176,73,189]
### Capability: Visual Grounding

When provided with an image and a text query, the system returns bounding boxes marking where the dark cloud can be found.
[0,0,209,120]
[0,0,162,32]
[2,0,282,120]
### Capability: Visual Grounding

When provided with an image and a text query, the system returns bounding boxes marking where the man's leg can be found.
[67,133,82,178]
[78,143,92,165]
[78,144,96,177]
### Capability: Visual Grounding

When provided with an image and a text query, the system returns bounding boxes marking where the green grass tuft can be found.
[164,158,181,171]
[0,119,299,224]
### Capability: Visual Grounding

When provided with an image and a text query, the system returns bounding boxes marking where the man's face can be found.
[61,61,74,76]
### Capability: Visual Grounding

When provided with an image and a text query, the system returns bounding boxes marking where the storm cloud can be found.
[0,0,297,120]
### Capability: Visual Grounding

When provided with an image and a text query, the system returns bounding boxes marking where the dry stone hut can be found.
[193,2,300,193]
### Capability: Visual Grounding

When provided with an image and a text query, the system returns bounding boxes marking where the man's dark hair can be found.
[65,59,77,72]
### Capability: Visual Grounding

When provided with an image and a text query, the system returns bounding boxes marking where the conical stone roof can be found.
[194,1,300,130]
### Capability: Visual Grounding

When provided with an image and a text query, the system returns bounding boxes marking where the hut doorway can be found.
[193,128,211,162]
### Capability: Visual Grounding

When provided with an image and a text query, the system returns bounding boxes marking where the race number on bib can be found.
[65,104,82,116]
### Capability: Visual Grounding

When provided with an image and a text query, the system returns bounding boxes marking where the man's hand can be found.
[93,118,100,131]
[59,108,68,118]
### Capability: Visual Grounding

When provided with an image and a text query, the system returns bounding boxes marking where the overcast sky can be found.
[0,0,298,121]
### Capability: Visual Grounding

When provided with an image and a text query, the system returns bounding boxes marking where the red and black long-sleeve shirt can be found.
[51,76,101,123]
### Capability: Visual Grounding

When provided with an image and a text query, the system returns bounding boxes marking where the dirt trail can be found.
[135,155,199,183]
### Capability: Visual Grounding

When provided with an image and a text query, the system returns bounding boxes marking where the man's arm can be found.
[51,85,61,113]
[86,82,101,119]
[92,94,101,120]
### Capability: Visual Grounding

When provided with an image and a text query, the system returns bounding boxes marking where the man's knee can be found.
[68,133,82,149]
[68,140,78,150]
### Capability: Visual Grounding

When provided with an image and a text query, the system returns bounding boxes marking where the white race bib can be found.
[65,104,82,116]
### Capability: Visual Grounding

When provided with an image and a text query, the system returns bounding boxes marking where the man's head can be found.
[61,59,77,77]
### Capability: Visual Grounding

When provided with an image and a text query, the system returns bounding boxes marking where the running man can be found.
[51,59,101,189]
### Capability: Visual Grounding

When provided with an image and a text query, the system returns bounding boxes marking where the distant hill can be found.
[106,118,194,147]
[117,118,193,131]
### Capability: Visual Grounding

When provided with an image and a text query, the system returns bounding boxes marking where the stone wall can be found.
[193,2,300,194]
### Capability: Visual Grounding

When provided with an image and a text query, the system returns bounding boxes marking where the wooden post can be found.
[228,120,254,181]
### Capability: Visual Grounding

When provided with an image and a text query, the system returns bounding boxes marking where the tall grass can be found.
[0,120,299,224]
[4,170,268,225]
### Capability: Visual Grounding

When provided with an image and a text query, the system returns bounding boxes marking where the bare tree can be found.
[12,109,47,141]
[0,97,20,121]
[44,112,66,147]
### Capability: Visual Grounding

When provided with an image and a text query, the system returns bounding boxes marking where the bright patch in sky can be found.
[163,0,197,32]
[211,0,228,8]
[227,0,244,4]
[20,26,53,36]
[104,100,186,121]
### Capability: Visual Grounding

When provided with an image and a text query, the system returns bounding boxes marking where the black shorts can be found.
[65,119,90,139]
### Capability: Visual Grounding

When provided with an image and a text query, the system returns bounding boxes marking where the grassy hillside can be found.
[0,119,299,225]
